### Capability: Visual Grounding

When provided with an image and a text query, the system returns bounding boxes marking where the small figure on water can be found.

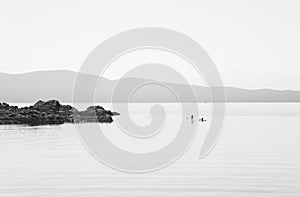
[191,114,194,124]
[199,117,207,122]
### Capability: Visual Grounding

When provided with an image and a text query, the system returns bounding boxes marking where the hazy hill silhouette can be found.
[0,70,300,103]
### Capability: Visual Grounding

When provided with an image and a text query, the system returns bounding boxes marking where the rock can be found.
[109,111,120,116]
[15,114,31,124]
[86,106,105,111]
[1,102,10,110]
[112,112,120,116]
[33,100,45,109]
[0,100,119,126]
[61,104,73,111]
[97,114,113,123]
[33,99,61,112]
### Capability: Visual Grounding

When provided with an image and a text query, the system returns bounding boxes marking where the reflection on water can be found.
[0,104,300,196]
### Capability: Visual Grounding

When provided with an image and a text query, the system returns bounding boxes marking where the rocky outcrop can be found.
[0,100,119,126]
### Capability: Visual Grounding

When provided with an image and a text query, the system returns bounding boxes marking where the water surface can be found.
[0,103,300,196]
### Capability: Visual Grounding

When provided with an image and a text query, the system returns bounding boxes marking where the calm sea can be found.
[0,103,300,197]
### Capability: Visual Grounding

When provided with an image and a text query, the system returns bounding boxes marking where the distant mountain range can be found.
[1,70,300,103]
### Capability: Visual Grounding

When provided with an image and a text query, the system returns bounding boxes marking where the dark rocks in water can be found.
[0,100,119,126]
[97,114,113,123]
[33,100,62,114]
[107,110,120,116]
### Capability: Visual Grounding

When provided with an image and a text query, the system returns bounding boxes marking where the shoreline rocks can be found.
[0,100,119,126]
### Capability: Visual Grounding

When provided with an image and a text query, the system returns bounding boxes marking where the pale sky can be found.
[0,0,300,90]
